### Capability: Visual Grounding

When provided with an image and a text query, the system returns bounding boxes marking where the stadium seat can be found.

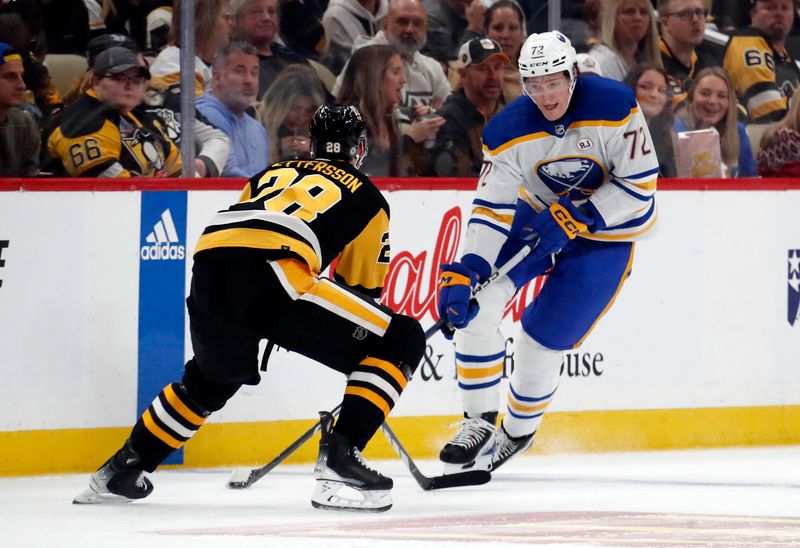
[745,123,771,159]
[43,54,89,99]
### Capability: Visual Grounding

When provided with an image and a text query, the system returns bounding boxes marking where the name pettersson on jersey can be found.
[140,209,185,261]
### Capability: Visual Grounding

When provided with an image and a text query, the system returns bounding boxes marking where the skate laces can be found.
[495,428,532,461]
[448,417,494,449]
[351,447,383,477]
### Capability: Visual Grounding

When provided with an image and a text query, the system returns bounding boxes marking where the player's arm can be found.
[333,209,391,299]
[584,105,658,239]
[437,146,520,332]
[459,147,522,269]
[724,35,787,122]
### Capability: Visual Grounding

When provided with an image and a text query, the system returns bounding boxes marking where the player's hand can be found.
[522,196,593,257]
[437,262,481,332]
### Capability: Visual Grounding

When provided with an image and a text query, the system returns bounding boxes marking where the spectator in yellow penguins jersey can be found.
[73,104,425,513]
[46,46,182,177]
[723,0,800,123]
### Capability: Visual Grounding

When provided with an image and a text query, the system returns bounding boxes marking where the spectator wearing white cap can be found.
[575,53,604,77]
[431,37,509,176]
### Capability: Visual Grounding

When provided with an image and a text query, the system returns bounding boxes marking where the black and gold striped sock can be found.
[335,357,408,450]
[129,383,210,471]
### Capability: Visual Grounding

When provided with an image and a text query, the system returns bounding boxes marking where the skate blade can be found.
[442,453,493,474]
[311,480,392,512]
[73,487,135,505]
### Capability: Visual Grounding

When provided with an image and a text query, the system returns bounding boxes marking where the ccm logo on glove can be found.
[551,203,588,239]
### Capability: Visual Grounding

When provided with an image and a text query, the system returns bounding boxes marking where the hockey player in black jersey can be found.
[73,104,426,512]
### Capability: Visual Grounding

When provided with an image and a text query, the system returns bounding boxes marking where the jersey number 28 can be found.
[252,167,343,222]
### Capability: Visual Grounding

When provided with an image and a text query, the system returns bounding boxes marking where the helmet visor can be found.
[522,74,572,97]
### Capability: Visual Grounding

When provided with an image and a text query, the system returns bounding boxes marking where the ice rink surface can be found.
[6,446,800,548]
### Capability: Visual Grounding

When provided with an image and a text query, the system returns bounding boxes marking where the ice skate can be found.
[491,424,534,471]
[73,440,153,504]
[311,412,393,512]
[439,411,497,473]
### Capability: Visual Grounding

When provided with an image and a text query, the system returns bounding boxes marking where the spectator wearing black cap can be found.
[46,46,182,177]
[58,33,231,178]
[723,0,800,123]
[0,43,40,177]
[430,37,508,177]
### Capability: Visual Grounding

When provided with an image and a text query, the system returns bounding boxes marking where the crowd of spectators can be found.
[2,0,800,179]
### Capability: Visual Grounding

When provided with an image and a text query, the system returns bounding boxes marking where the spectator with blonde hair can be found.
[589,0,662,81]
[336,44,442,176]
[674,67,757,177]
[257,64,326,163]
[149,0,233,94]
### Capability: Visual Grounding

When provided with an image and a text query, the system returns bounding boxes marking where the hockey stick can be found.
[424,241,537,339]
[228,242,537,490]
[227,403,342,489]
[380,420,491,490]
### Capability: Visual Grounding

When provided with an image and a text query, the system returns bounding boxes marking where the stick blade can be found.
[425,470,492,490]
[227,467,257,489]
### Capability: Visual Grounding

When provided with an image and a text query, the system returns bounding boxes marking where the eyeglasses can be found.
[662,8,708,21]
[104,73,147,86]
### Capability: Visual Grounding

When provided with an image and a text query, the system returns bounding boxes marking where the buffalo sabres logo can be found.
[537,156,604,198]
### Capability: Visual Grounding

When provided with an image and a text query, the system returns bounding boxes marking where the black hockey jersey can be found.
[660,38,723,99]
[194,159,391,298]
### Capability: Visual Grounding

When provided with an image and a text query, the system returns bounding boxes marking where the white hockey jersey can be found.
[463,76,658,265]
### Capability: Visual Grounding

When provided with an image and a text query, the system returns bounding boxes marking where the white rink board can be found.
[1,188,799,431]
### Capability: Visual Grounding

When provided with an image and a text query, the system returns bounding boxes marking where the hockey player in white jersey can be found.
[437,31,658,472]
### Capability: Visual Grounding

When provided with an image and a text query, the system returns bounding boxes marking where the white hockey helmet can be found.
[518,31,578,103]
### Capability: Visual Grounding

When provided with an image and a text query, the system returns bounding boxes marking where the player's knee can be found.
[378,314,426,378]
[181,359,242,413]
[513,331,563,382]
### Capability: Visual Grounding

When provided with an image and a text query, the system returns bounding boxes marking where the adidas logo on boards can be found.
[140,209,185,261]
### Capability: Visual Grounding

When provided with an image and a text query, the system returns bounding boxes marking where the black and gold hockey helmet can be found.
[309,104,368,169]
